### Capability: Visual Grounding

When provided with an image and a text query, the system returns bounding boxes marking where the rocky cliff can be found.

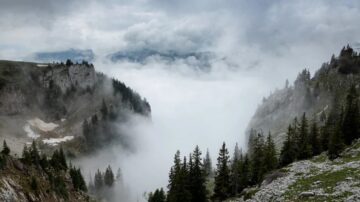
[0,60,151,155]
[246,46,360,148]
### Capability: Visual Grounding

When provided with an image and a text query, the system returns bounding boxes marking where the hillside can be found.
[230,139,360,202]
[0,144,91,202]
[246,45,360,148]
[0,60,151,155]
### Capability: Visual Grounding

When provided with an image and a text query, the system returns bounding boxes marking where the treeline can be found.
[0,140,87,199]
[148,84,360,201]
[88,165,122,201]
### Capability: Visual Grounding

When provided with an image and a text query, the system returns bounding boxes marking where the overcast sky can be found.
[2,1,360,201]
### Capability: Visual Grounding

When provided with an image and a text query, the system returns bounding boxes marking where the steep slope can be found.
[246,46,360,147]
[230,139,360,202]
[0,60,151,155]
[0,151,91,202]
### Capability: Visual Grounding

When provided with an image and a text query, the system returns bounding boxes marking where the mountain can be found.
[246,45,360,148]
[109,49,214,68]
[34,49,95,63]
[0,60,151,156]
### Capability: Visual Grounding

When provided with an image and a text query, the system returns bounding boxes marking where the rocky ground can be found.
[229,140,360,202]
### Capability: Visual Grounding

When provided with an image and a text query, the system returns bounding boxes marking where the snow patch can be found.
[36,64,48,67]
[28,118,58,132]
[42,136,74,146]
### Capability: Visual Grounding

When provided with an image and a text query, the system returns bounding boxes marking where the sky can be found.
[1,0,360,201]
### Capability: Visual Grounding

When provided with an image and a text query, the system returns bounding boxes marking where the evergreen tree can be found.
[230,143,242,196]
[1,140,10,155]
[328,124,345,160]
[167,151,191,202]
[264,133,277,172]
[59,147,68,170]
[39,154,49,170]
[203,149,213,178]
[239,154,251,192]
[279,125,297,167]
[297,114,312,160]
[250,133,265,185]
[94,169,103,191]
[309,122,321,155]
[189,146,207,202]
[148,188,166,202]
[101,99,108,119]
[22,145,31,165]
[104,165,115,187]
[30,141,40,165]
[70,166,87,192]
[213,142,231,201]
[342,85,360,145]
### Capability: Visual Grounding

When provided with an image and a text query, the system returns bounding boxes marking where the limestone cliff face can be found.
[42,64,96,92]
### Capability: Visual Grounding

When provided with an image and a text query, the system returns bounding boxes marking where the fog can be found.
[1,0,360,201]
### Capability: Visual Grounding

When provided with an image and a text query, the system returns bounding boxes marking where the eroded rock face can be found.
[43,64,96,92]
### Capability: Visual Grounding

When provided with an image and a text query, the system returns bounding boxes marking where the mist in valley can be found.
[1,0,360,201]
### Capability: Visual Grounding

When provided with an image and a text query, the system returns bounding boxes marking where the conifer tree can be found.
[189,146,207,202]
[101,99,108,119]
[328,124,345,160]
[1,140,10,155]
[30,141,40,165]
[230,143,242,196]
[297,114,312,160]
[104,165,115,187]
[342,85,360,145]
[239,154,251,192]
[167,151,191,202]
[203,149,213,178]
[309,122,321,155]
[264,133,277,172]
[59,147,68,170]
[22,145,31,164]
[250,133,265,185]
[213,142,231,201]
[148,188,166,202]
[94,169,103,191]
[279,125,297,167]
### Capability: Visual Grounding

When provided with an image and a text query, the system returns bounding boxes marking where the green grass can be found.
[311,154,328,163]
[283,168,360,201]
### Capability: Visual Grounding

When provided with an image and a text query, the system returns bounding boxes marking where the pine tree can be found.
[297,114,312,160]
[30,141,40,165]
[94,169,103,191]
[264,133,277,172]
[328,124,345,160]
[279,125,297,167]
[167,151,191,202]
[309,122,321,155]
[1,140,10,155]
[148,188,166,202]
[213,142,231,201]
[22,145,31,164]
[203,149,213,178]
[239,154,251,192]
[342,85,360,145]
[59,147,68,170]
[104,165,115,187]
[230,143,242,196]
[101,99,108,119]
[250,133,265,185]
[189,146,207,202]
